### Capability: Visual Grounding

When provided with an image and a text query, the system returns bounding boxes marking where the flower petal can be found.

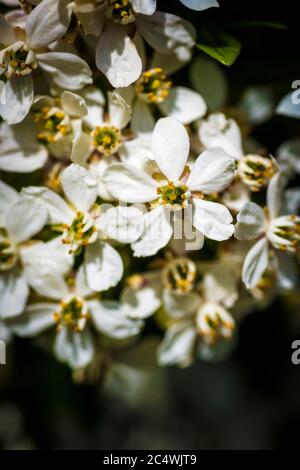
[37,52,92,90]
[121,272,162,319]
[119,134,154,169]
[163,290,200,319]
[158,86,207,124]
[234,202,266,241]
[275,251,298,290]
[0,268,29,319]
[22,186,73,225]
[191,199,234,241]
[75,4,105,36]
[103,163,158,203]
[0,180,19,225]
[131,99,155,136]
[61,91,88,117]
[199,113,243,160]
[81,85,105,128]
[108,90,131,129]
[187,148,236,193]
[267,172,284,219]
[151,117,189,180]
[137,12,195,53]
[70,132,91,167]
[96,206,144,243]
[60,163,98,212]
[21,238,71,299]
[95,23,142,87]
[26,0,70,49]
[0,150,47,173]
[131,0,156,14]
[89,300,142,339]
[179,0,219,11]
[84,240,123,292]
[131,206,173,257]
[0,120,47,173]
[0,75,33,125]
[54,327,94,368]
[5,195,47,243]
[8,302,55,337]
[157,322,197,367]
[242,238,269,289]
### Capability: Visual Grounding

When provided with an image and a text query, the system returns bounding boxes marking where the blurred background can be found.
[1,0,300,450]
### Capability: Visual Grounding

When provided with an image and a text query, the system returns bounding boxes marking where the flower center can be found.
[162,257,196,293]
[196,303,235,345]
[267,215,300,252]
[157,181,191,210]
[0,41,37,80]
[91,125,122,156]
[135,68,172,104]
[62,211,97,254]
[34,106,71,144]
[238,155,278,192]
[0,235,17,271]
[108,0,135,24]
[53,295,89,332]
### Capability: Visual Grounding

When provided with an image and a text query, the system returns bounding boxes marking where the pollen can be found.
[196,303,235,345]
[267,215,300,252]
[0,41,38,80]
[162,257,197,294]
[135,68,172,104]
[53,296,89,332]
[157,180,191,211]
[62,212,97,254]
[91,125,122,156]
[0,236,18,271]
[238,154,278,192]
[34,106,71,144]
[108,0,136,24]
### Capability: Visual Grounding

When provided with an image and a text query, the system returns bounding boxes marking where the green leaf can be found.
[228,20,287,30]
[196,31,241,67]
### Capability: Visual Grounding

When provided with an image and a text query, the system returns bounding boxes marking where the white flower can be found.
[31,90,88,158]
[0,180,71,318]
[199,112,278,191]
[157,263,237,367]
[0,4,92,124]
[8,267,143,369]
[235,173,300,289]
[71,87,160,199]
[23,163,142,292]
[44,0,196,87]
[120,51,207,126]
[199,113,244,160]
[103,117,236,256]
[71,90,134,199]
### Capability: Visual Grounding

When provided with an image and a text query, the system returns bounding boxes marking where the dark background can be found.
[1,0,300,450]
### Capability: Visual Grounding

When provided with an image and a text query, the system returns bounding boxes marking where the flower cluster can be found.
[0,0,299,378]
